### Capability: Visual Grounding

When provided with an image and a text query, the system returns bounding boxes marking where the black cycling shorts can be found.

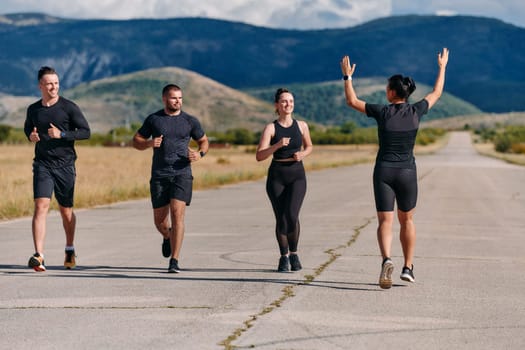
[373,166,417,212]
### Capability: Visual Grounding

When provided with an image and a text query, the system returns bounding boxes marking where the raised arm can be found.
[340,55,366,114]
[424,48,449,109]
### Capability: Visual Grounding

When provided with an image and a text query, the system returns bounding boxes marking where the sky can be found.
[1,0,524,29]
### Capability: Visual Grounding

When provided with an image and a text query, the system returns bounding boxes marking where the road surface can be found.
[1,131,524,349]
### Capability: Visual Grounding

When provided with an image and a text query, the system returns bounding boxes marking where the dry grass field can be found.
[0,139,450,221]
[472,142,525,166]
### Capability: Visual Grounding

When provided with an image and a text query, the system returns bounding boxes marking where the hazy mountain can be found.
[0,67,277,134]
[246,79,482,127]
[0,67,481,134]
[0,13,524,113]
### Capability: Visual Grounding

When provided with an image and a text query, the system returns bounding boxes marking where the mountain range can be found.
[0,67,481,134]
[1,12,524,113]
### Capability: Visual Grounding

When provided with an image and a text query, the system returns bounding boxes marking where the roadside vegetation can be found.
[0,124,446,221]
[471,124,525,166]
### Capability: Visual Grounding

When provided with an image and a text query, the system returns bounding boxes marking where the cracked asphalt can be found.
[1,132,524,350]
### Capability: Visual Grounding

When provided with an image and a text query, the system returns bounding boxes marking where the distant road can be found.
[1,131,524,350]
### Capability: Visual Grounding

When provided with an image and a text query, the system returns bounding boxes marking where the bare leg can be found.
[376,211,394,259]
[170,199,186,260]
[398,208,416,267]
[59,205,76,247]
[153,205,171,239]
[32,198,51,254]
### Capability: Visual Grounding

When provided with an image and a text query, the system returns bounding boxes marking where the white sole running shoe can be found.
[400,265,415,282]
[379,258,394,289]
[28,255,46,272]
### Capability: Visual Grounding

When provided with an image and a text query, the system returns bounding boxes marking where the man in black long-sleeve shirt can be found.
[24,66,90,272]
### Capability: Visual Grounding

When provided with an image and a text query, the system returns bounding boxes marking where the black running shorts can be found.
[33,163,76,207]
[150,174,193,208]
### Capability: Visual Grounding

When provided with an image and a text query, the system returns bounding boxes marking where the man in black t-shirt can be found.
[24,66,91,272]
[133,84,209,273]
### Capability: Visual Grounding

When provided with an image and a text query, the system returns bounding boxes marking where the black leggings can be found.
[373,166,417,212]
[266,161,307,256]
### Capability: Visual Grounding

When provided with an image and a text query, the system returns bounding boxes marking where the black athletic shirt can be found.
[24,97,91,168]
[271,119,303,160]
[137,110,205,178]
[366,99,429,169]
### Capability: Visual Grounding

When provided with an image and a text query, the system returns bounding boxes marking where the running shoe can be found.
[379,258,394,289]
[168,258,180,273]
[28,253,46,272]
[400,265,415,283]
[289,254,302,271]
[162,237,171,258]
[64,250,76,269]
[277,255,290,272]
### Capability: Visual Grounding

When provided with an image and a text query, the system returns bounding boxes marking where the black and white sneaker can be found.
[400,265,415,282]
[168,258,180,273]
[379,258,394,289]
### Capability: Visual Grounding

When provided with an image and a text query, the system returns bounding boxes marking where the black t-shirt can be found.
[137,110,205,178]
[24,97,91,168]
[366,99,429,169]
[271,119,303,160]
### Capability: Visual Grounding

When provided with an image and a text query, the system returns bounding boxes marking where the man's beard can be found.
[166,105,180,114]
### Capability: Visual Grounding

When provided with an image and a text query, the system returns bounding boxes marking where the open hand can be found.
[340,55,356,77]
[438,48,449,68]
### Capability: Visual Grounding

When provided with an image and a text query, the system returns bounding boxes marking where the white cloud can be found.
[392,0,525,27]
[1,0,524,28]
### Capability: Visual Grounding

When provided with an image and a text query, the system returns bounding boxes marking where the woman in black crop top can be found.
[256,88,313,272]
[340,48,449,288]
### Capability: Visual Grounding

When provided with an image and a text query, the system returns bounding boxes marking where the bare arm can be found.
[340,55,366,114]
[188,134,209,162]
[133,132,163,150]
[425,48,449,109]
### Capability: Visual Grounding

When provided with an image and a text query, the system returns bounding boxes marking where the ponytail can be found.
[388,75,416,100]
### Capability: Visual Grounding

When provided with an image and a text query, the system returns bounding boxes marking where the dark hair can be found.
[274,87,292,103]
[162,84,182,96]
[387,75,416,100]
[38,66,58,81]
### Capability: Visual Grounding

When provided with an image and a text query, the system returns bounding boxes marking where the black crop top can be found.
[270,119,303,160]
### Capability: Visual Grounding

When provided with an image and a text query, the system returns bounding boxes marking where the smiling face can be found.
[275,92,294,116]
[39,73,60,102]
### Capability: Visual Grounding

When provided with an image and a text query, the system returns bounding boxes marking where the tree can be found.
[0,124,12,143]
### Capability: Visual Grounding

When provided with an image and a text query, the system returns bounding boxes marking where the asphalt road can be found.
[1,131,524,350]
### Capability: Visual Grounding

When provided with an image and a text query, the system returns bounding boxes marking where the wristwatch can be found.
[199,151,206,157]
[60,131,66,138]
[343,75,352,81]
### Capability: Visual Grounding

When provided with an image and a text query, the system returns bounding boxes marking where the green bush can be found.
[493,125,525,153]
[0,124,12,142]
[494,134,512,152]
[416,128,445,145]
